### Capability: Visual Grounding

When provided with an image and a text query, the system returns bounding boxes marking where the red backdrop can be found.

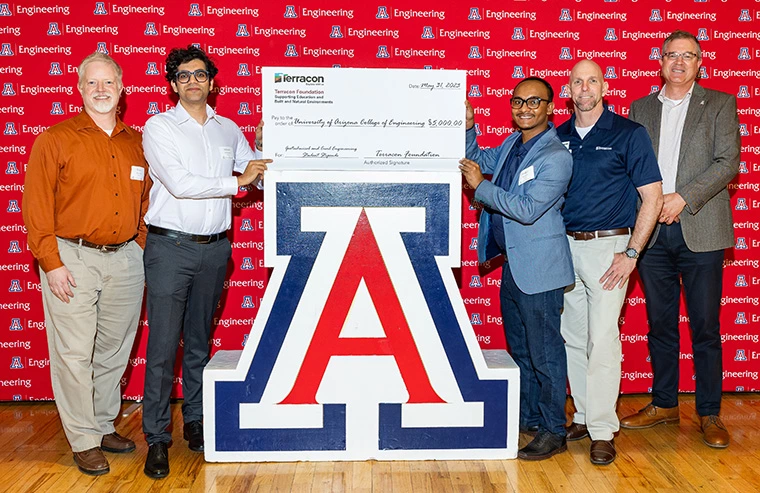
[1,0,759,401]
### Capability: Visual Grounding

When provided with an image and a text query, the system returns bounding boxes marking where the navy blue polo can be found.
[557,108,662,231]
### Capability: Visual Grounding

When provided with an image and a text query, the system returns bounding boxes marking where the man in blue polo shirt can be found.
[460,77,574,460]
[557,60,663,465]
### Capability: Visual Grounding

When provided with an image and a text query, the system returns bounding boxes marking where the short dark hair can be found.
[165,45,219,84]
[515,77,554,102]
[662,30,702,59]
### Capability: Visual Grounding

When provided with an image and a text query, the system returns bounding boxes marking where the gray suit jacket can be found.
[629,83,740,252]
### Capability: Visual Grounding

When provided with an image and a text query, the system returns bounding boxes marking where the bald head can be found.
[567,59,608,117]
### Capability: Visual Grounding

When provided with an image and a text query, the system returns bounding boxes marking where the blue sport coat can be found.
[466,123,574,295]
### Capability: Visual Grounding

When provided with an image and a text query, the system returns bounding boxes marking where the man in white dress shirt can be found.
[140,45,270,479]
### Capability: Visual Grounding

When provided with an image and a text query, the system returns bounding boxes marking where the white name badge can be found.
[130,166,145,181]
[518,166,535,185]
[220,146,234,160]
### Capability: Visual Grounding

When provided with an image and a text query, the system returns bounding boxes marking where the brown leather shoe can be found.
[73,447,109,476]
[700,415,729,448]
[620,403,679,429]
[590,439,616,465]
[565,422,589,441]
[101,432,136,453]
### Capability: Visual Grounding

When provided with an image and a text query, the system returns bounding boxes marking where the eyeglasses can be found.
[510,97,550,109]
[662,52,699,61]
[175,69,210,84]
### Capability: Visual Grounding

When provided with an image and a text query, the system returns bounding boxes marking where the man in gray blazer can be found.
[460,77,573,460]
[621,30,740,449]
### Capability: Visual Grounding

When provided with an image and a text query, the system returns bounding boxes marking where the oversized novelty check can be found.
[262,67,465,171]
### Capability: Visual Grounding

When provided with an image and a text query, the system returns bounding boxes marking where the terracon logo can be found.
[204,171,517,461]
[274,73,325,85]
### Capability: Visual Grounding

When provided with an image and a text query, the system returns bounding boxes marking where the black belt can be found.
[61,236,135,252]
[148,225,227,244]
[566,228,631,241]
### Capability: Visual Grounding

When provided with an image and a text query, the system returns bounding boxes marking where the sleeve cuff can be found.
[223,175,240,196]
[38,254,63,273]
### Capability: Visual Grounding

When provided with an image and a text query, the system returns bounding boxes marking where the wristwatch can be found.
[624,247,639,259]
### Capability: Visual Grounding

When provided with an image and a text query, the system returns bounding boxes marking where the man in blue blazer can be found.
[460,77,574,460]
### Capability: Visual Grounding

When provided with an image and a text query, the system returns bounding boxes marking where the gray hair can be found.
[662,30,702,60]
[77,52,123,87]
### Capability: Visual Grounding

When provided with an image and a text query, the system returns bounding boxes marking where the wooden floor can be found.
[1,394,759,492]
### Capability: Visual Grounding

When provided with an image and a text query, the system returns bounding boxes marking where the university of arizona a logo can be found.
[237,63,251,76]
[146,62,160,75]
[204,171,517,461]
[236,24,250,37]
[49,62,63,76]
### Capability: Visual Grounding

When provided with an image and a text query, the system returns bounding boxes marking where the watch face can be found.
[625,248,638,259]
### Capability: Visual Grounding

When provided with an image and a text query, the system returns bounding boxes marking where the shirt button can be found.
[113,173,117,177]
[112,155,115,158]
[115,193,118,196]
[115,212,119,215]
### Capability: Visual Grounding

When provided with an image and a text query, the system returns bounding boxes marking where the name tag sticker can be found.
[220,146,234,160]
[130,166,145,181]
[518,166,535,185]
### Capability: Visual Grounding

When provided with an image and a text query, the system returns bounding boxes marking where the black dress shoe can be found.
[517,431,567,461]
[183,420,204,452]
[144,442,169,479]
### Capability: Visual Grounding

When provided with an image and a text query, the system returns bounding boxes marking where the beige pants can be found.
[561,235,629,441]
[41,238,144,452]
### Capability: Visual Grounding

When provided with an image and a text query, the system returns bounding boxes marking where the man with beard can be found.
[460,77,573,460]
[557,60,663,465]
[23,53,150,475]
[141,45,270,479]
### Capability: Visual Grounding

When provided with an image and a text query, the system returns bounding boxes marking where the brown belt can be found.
[61,236,135,252]
[566,228,631,241]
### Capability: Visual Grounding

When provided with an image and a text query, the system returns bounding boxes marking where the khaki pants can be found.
[41,238,144,452]
[561,235,629,441]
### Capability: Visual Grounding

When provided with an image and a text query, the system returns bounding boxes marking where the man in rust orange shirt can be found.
[22,52,150,476]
